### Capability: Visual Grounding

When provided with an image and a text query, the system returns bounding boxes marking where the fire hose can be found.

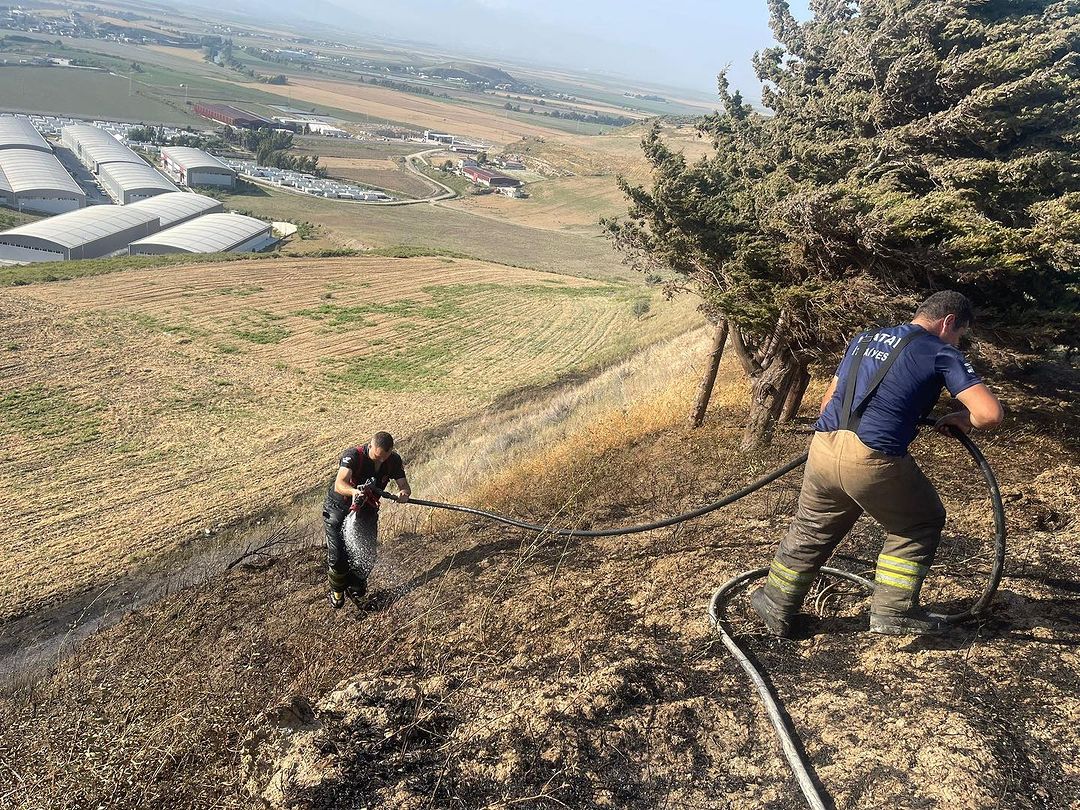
[374,424,1005,809]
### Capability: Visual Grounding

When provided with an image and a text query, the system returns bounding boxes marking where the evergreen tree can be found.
[606,0,1080,448]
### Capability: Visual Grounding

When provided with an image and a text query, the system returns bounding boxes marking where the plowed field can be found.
[0,256,695,621]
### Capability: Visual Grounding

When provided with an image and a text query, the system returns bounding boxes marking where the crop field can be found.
[219,185,634,280]
[238,77,598,145]
[0,66,200,125]
[0,255,698,621]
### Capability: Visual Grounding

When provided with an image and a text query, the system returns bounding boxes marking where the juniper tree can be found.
[606,0,1080,448]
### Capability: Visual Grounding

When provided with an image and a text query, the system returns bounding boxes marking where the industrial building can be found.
[61,124,143,173]
[0,117,85,214]
[0,206,159,262]
[60,125,177,204]
[126,192,223,229]
[461,166,521,188]
[0,148,86,214]
[193,103,275,129]
[160,147,236,188]
[128,213,276,255]
[97,161,178,204]
[0,116,52,152]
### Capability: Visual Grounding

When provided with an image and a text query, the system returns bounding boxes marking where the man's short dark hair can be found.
[915,290,974,328]
[372,431,394,450]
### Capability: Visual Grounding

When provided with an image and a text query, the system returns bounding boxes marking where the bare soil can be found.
[1,357,1077,809]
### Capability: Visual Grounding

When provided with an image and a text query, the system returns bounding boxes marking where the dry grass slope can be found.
[2,357,1076,809]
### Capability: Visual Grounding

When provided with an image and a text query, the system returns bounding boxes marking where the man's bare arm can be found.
[819,376,839,415]
[395,476,411,503]
[935,383,1004,434]
[333,467,364,498]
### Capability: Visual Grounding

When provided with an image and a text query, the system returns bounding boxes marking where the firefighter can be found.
[323,432,410,609]
[752,291,1004,637]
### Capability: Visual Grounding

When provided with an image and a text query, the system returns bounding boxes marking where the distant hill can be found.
[427,61,518,87]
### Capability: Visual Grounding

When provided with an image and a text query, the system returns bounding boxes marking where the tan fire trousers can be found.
[764,430,947,616]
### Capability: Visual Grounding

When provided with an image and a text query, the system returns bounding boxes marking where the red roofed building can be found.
[461,166,521,188]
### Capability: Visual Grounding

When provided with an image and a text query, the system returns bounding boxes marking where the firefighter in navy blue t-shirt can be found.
[752,291,1004,637]
[323,431,410,609]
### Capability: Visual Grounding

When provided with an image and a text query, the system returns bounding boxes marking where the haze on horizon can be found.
[178,0,811,100]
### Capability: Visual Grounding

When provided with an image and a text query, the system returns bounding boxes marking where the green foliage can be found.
[608,0,1080,354]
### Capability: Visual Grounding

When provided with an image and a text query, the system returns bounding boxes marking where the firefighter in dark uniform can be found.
[752,291,1004,636]
[323,431,410,609]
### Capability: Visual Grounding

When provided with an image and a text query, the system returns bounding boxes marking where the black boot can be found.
[751,587,794,638]
[869,609,948,636]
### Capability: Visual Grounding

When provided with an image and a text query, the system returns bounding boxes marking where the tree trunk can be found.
[740,348,799,450]
[689,320,729,427]
[729,326,763,377]
[778,364,811,423]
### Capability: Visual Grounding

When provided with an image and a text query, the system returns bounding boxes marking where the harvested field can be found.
[233,77,590,144]
[0,255,696,622]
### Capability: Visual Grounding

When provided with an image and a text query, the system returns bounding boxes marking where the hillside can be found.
[0,255,695,628]
[2,349,1077,809]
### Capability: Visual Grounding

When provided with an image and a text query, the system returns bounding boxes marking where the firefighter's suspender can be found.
[839,330,925,431]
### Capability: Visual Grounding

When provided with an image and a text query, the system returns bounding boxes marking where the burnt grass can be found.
[1,362,1079,809]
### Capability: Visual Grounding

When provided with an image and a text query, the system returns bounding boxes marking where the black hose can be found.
[706,424,1006,809]
[377,426,1003,808]
[375,451,809,538]
[931,426,1007,623]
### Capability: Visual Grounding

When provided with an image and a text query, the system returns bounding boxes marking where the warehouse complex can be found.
[0,205,159,262]
[160,147,236,188]
[0,189,269,262]
[61,124,177,204]
[0,116,85,214]
[129,213,275,255]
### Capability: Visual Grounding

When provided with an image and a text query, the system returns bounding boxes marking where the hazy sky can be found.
[197,0,812,98]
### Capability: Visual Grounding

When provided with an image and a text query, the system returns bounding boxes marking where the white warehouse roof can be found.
[0,205,158,250]
[129,213,272,254]
[125,192,223,228]
[62,124,144,169]
[160,147,234,173]
[99,162,178,195]
[0,116,51,152]
[0,149,84,198]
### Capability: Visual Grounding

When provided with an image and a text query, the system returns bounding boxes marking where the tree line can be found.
[606,0,1079,449]
[222,128,325,176]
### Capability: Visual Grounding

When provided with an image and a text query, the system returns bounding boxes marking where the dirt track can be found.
[2,357,1077,809]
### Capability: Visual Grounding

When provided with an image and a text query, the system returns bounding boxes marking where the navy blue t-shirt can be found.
[816,323,981,455]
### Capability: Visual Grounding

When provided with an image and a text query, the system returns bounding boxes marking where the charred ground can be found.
[1,361,1078,809]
